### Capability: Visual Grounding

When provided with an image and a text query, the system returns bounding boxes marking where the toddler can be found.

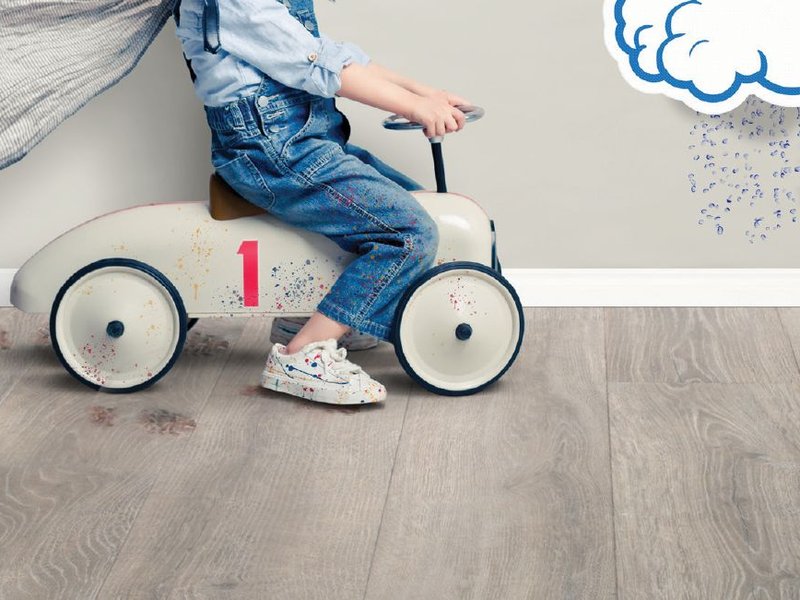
[174,0,468,405]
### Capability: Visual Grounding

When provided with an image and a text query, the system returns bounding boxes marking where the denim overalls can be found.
[201,0,439,342]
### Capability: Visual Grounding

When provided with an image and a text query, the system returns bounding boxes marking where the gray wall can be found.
[2,0,798,269]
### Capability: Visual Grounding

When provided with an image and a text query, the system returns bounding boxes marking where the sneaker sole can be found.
[260,370,385,405]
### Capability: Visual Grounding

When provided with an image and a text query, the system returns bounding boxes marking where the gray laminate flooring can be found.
[1,307,799,599]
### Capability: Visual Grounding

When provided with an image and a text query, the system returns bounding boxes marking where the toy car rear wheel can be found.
[50,258,187,392]
[393,261,524,395]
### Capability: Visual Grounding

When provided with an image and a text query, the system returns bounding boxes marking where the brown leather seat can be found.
[208,173,267,221]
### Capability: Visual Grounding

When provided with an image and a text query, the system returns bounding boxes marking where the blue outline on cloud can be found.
[604,0,800,113]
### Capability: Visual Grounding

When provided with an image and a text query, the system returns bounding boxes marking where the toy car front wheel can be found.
[393,261,524,395]
[50,259,187,392]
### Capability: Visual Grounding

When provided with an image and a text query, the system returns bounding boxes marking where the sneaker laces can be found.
[307,338,364,376]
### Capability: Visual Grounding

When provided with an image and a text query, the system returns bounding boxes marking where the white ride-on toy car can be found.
[11,106,524,395]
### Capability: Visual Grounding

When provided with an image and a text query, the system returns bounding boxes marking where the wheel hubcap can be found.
[106,320,125,338]
[455,322,472,340]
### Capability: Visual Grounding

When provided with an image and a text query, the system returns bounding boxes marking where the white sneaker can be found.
[260,338,387,405]
[269,316,379,351]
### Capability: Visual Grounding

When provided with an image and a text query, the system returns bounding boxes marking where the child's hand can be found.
[418,87,471,109]
[406,97,467,139]
[338,63,470,137]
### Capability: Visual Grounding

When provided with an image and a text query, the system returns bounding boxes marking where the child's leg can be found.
[342,142,425,192]
[283,311,349,354]
[261,144,431,402]
[276,141,423,352]
[207,97,439,344]
[270,313,378,351]
[256,146,439,344]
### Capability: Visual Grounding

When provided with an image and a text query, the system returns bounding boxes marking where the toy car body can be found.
[12,191,492,317]
[11,106,524,396]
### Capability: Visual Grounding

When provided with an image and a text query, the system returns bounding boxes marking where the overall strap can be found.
[202,0,221,53]
[172,0,220,83]
[172,0,198,82]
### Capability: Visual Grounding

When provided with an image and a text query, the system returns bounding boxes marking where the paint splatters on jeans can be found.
[139,408,197,435]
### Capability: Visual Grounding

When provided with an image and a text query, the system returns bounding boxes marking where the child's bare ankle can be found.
[285,335,337,355]
[284,340,306,354]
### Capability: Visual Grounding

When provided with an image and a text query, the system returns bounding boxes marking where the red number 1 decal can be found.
[237,240,259,307]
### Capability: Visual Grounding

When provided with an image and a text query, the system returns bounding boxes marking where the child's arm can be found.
[337,64,466,139]
[213,0,466,137]
[362,62,471,108]
[214,0,373,99]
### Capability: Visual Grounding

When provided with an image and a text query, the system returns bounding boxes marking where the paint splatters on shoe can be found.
[0,330,10,350]
[88,405,116,426]
[139,408,196,435]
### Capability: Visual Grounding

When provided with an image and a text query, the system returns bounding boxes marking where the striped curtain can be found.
[0,0,176,170]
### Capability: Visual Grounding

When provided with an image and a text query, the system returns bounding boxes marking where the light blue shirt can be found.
[175,0,371,106]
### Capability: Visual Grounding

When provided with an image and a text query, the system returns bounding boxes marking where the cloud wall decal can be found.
[604,0,800,113]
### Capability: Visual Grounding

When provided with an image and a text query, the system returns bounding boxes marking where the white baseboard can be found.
[503,268,800,306]
[3,267,800,309]
[0,269,13,307]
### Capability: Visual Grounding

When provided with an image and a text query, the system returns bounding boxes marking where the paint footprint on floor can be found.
[139,408,197,435]
[34,325,50,346]
[88,405,116,426]
[239,384,267,397]
[87,405,197,434]
[184,331,231,356]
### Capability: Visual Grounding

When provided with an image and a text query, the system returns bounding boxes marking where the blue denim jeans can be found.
[204,78,439,342]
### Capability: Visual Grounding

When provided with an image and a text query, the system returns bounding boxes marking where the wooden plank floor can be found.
[0,307,799,598]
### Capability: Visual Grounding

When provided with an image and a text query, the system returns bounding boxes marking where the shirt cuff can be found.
[309,34,371,98]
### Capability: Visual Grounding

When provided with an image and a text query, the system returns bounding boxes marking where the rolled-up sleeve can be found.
[216,0,371,98]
